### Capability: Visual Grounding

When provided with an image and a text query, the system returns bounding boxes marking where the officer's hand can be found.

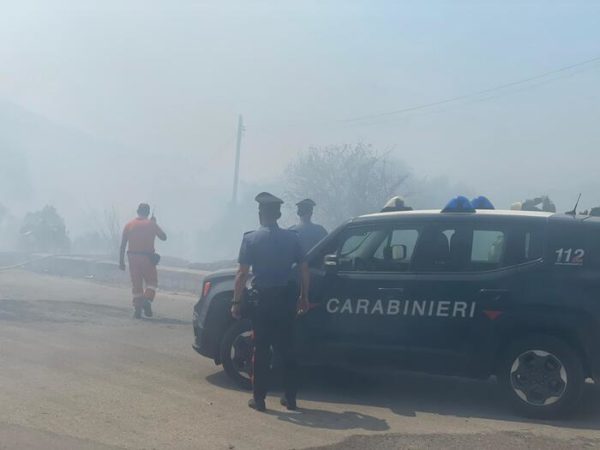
[231,303,242,320]
[297,296,309,315]
[119,262,126,271]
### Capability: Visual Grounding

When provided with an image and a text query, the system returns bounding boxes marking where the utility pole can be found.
[231,114,244,204]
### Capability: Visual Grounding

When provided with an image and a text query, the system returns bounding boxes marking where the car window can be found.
[372,228,420,272]
[412,225,510,272]
[337,226,419,272]
[411,226,454,271]
[524,230,544,261]
[373,229,419,259]
[471,230,505,268]
[503,225,545,265]
[339,232,373,257]
[337,227,388,271]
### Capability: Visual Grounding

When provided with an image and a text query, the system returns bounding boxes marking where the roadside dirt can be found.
[1,270,599,449]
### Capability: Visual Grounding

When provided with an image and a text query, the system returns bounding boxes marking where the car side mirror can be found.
[323,254,338,272]
[391,244,407,261]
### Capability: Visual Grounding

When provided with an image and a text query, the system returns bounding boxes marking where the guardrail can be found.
[0,252,208,295]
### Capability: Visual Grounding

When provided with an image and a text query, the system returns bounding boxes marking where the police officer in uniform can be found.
[289,199,328,254]
[231,192,310,412]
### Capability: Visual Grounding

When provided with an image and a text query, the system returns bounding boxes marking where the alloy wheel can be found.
[510,349,567,406]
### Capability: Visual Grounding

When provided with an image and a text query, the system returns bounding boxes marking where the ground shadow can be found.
[205,366,600,431]
[206,371,247,391]
[267,407,389,431]
[205,372,389,431]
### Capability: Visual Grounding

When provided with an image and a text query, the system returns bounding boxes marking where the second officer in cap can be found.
[289,199,328,254]
[231,192,310,412]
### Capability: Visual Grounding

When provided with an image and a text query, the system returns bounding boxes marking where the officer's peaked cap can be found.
[255,192,284,206]
[296,198,316,208]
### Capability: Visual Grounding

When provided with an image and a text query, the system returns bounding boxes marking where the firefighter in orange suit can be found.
[119,203,167,319]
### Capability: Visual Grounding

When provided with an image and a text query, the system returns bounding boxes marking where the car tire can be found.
[498,334,584,419]
[220,319,253,390]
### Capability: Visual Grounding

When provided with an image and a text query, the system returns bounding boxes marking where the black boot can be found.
[248,398,266,412]
[142,299,153,318]
[133,305,142,319]
[280,396,297,411]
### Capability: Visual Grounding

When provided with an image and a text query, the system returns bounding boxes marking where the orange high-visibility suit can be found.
[122,218,165,307]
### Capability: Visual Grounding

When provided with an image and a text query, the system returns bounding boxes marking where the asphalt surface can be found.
[1,270,600,450]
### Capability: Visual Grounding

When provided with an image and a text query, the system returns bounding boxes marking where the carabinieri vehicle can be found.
[193,205,600,418]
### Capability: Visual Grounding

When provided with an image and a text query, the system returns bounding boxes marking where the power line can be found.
[350,63,600,128]
[343,55,600,123]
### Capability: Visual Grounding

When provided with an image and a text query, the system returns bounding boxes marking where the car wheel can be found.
[220,320,253,390]
[498,334,584,419]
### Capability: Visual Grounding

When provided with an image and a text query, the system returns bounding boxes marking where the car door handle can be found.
[377,287,405,292]
[478,289,509,300]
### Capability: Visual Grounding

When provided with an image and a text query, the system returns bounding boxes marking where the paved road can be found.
[1,270,600,450]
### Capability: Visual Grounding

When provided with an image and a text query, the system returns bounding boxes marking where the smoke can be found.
[1,1,599,261]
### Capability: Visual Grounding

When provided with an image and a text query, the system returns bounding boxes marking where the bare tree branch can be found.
[285,143,411,229]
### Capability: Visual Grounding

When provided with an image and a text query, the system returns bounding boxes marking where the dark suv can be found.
[193,209,600,418]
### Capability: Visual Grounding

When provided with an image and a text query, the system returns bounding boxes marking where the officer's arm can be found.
[233,264,250,304]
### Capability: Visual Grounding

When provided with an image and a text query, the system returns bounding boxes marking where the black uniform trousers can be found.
[251,284,298,401]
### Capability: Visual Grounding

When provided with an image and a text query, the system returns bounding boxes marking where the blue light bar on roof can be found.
[442,196,476,213]
[471,196,495,210]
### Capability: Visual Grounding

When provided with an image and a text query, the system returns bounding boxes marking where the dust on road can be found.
[1,270,600,450]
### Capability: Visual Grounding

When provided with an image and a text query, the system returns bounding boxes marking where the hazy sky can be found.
[1,0,600,247]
